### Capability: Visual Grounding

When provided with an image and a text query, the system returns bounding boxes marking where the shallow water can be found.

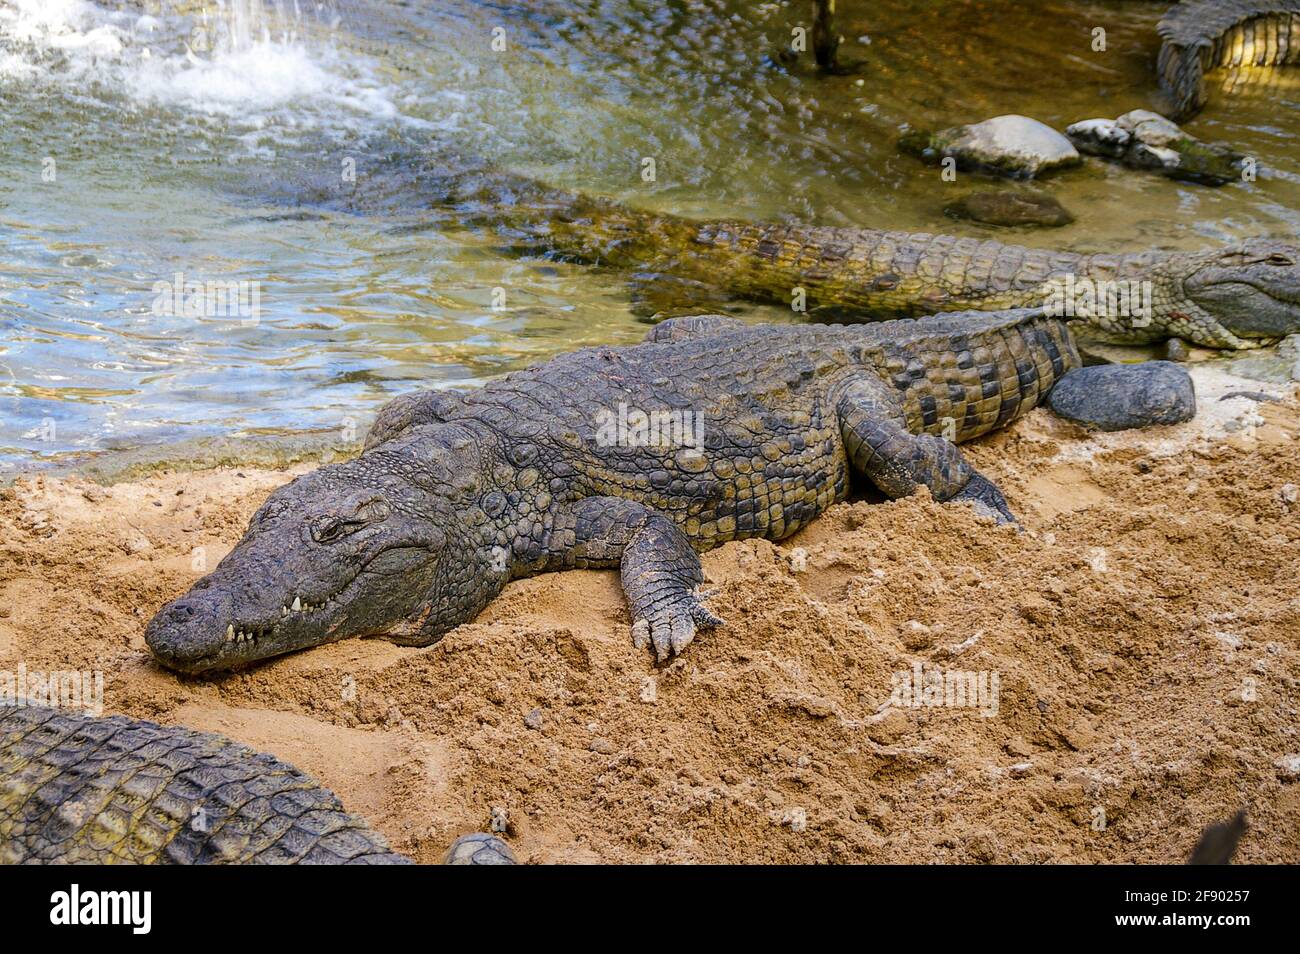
[1,0,1298,472]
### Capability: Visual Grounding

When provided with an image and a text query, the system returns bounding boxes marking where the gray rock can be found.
[1118,109,1184,147]
[1047,362,1197,431]
[1164,337,1192,362]
[902,115,1081,178]
[943,190,1074,227]
[1064,118,1130,158]
[1066,109,1245,186]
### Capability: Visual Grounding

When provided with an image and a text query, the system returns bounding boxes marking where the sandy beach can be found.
[3,363,1298,863]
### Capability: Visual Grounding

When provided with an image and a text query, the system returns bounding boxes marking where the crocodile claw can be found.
[951,473,1018,526]
[631,593,724,662]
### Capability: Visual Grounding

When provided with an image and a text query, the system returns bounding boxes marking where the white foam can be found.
[129,39,398,119]
[0,0,407,131]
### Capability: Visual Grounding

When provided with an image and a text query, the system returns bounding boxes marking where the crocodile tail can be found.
[876,309,1081,443]
[0,705,411,865]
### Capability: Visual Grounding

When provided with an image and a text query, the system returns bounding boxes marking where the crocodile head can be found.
[146,425,499,673]
[1181,239,1300,344]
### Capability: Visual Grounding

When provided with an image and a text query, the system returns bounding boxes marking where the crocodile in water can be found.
[1158,0,1300,120]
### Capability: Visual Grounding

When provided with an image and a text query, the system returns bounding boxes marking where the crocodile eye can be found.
[311,518,349,544]
[1267,254,1293,267]
[310,500,389,543]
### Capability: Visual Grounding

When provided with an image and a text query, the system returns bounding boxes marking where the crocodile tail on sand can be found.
[0,705,412,865]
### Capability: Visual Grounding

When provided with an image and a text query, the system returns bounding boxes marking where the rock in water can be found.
[1066,110,1246,186]
[944,190,1074,227]
[901,115,1081,178]
[1047,362,1197,431]
[1063,118,1131,159]
[443,833,518,865]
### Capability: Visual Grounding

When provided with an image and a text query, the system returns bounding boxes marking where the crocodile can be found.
[0,704,410,864]
[1158,0,1300,121]
[143,308,1193,674]
[456,170,1300,350]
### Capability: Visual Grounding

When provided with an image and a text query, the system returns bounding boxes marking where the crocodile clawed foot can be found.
[950,473,1019,527]
[631,594,724,662]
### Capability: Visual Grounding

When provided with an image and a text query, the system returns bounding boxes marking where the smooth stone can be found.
[1164,337,1192,362]
[943,190,1075,227]
[1047,362,1197,431]
[903,114,1081,178]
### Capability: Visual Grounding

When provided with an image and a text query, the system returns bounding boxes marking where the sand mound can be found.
[2,367,1298,863]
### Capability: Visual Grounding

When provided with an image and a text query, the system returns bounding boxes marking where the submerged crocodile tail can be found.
[685,221,1088,317]
[871,309,1082,443]
[0,705,411,865]
[1159,1,1300,120]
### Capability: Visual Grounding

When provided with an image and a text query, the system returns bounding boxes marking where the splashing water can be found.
[0,0,404,128]
[2,0,1300,471]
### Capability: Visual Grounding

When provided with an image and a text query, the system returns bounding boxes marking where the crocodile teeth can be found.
[226,624,234,643]
[292,596,302,612]
[282,605,289,618]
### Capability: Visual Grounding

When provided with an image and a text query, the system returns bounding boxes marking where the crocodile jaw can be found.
[145,464,451,674]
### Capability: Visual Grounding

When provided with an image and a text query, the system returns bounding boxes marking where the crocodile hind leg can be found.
[836,377,1017,524]
[568,496,723,661]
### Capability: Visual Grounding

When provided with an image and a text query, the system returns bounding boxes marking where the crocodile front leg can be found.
[837,377,1017,524]
[569,496,723,661]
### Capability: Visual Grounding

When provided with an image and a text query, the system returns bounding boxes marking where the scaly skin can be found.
[147,309,1084,673]
[1159,1,1300,120]
[467,174,1300,350]
[0,705,410,864]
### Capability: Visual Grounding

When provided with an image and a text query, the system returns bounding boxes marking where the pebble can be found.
[783,807,808,832]
[1164,338,1191,362]
[1276,755,1300,780]
[1213,631,1242,650]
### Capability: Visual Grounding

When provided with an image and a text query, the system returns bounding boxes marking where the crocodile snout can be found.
[145,590,236,672]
